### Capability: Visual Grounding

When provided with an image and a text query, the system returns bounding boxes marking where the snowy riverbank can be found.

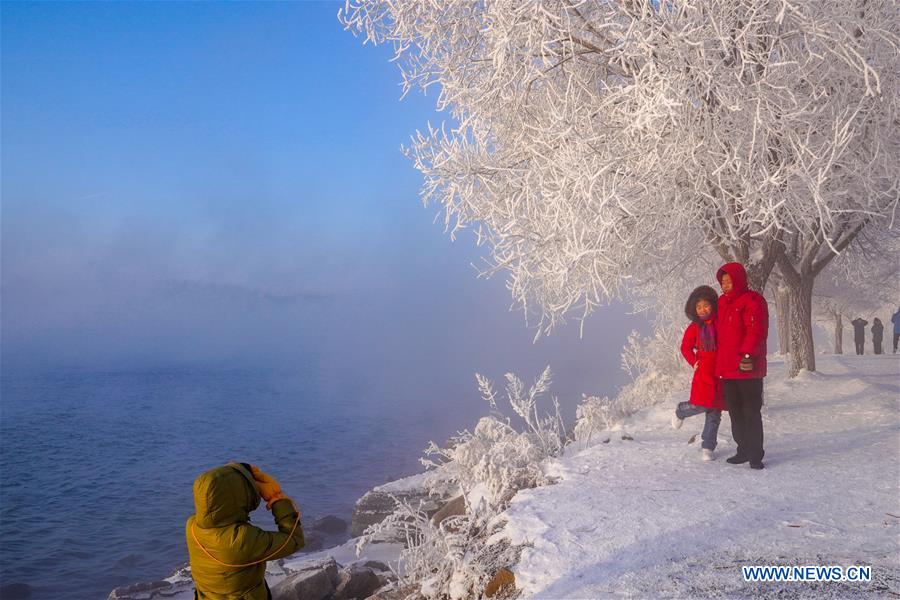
[501,354,900,598]
[109,353,899,599]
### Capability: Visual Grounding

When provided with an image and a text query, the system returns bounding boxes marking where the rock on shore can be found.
[351,471,455,537]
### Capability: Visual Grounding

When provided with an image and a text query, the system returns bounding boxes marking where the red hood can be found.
[716,262,749,297]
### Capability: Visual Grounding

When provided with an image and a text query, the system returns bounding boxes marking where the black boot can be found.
[750,461,765,470]
[726,455,749,464]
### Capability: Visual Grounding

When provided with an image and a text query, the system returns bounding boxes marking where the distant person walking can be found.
[892,308,900,354]
[851,317,868,355]
[872,318,884,355]
[671,285,726,462]
[186,462,304,600]
[715,262,768,470]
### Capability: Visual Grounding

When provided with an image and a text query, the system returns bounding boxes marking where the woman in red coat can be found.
[672,285,726,461]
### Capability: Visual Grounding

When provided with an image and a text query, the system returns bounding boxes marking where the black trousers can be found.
[874,339,883,354]
[894,333,900,352]
[723,378,765,463]
[855,339,864,355]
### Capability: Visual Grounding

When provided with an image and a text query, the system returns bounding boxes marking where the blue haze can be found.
[1,3,648,599]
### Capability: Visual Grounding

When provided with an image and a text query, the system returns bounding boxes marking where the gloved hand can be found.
[739,354,754,372]
[251,465,288,510]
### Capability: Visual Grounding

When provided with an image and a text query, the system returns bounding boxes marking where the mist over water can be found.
[1,2,651,598]
[1,294,643,600]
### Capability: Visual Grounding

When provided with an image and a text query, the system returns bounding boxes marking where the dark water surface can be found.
[0,367,453,600]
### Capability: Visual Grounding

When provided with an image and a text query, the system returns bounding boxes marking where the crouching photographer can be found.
[186,463,304,599]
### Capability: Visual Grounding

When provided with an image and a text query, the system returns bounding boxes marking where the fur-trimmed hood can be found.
[685,285,719,323]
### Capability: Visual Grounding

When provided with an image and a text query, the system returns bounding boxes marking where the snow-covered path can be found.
[502,355,900,598]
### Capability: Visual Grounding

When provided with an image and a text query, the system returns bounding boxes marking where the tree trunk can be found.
[715,233,780,294]
[786,277,815,376]
[775,285,791,355]
[834,312,843,355]
[774,220,865,377]
[745,265,770,294]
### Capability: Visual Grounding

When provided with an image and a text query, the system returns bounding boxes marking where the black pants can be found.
[893,333,899,352]
[723,378,765,463]
[855,339,864,355]
[874,339,883,354]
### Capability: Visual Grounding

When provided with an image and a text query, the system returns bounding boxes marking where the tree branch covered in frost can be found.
[357,369,564,599]
[426,367,565,508]
[811,227,900,343]
[341,0,899,336]
[820,226,900,310]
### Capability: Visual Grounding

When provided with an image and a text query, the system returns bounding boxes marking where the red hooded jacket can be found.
[680,285,725,410]
[681,320,726,410]
[715,263,768,379]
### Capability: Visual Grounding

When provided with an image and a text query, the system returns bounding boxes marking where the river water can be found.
[0,367,451,599]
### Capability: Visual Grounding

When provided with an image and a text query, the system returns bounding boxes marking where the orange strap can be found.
[190,503,301,568]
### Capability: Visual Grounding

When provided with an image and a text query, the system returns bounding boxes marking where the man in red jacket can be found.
[715,262,768,470]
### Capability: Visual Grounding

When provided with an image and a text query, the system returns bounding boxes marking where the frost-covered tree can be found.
[812,227,900,354]
[341,0,899,376]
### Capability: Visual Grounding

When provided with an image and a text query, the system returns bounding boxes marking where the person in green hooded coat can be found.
[186,462,305,599]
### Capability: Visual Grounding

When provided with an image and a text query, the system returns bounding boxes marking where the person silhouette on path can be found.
[891,308,900,354]
[872,318,884,355]
[851,318,868,355]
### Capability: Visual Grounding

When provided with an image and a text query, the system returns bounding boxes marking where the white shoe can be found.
[702,449,715,461]
[671,414,683,430]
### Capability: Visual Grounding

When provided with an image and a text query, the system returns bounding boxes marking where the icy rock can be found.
[351,473,446,537]
[363,560,391,573]
[271,557,340,600]
[362,560,391,572]
[364,583,418,600]
[431,494,466,526]
[310,515,349,535]
[300,529,326,552]
[106,579,191,600]
[484,568,516,597]
[333,565,382,600]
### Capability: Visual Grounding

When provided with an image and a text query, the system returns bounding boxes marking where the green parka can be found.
[185,463,304,600]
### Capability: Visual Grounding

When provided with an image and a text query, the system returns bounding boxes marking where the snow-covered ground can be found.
[502,354,900,598]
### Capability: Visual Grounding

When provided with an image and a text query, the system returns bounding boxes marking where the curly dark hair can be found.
[684,285,718,323]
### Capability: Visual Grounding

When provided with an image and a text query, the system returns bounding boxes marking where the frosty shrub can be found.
[356,367,562,599]
[425,416,546,509]
[617,325,686,412]
[575,325,688,442]
[422,366,565,507]
[357,498,521,600]
[572,395,622,444]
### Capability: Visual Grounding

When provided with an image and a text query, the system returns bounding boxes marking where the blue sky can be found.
[2,1,647,416]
